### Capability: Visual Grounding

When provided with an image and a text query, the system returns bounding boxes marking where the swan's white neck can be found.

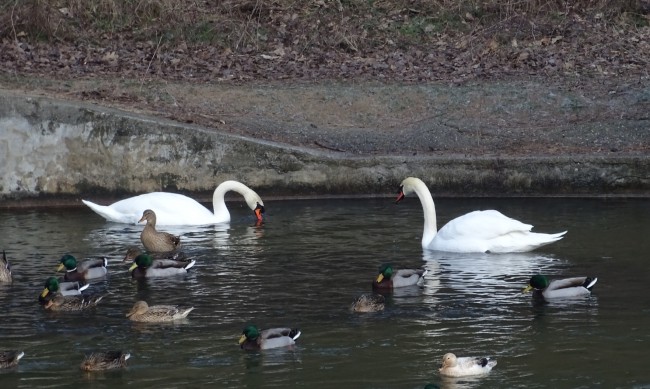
[212,180,252,216]
[405,178,438,247]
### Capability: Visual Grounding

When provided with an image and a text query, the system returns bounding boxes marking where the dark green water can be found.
[0,197,648,388]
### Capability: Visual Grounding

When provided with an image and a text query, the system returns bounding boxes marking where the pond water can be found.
[0,197,649,388]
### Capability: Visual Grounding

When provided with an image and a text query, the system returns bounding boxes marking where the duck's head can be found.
[129,254,153,272]
[39,276,60,303]
[523,275,549,292]
[126,300,149,317]
[123,247,142,263]
[57,254,78,272]
[138,209,156,225]
[239,325,260,344]
[376,263,394,283]
[440,353,458,369]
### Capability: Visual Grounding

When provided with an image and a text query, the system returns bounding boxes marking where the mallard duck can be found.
[396,177,566,252]
[80,351,130,371]
[82,180,265,225]
[0,351,24,369]
[128,254,195,279]
[39,277,89,304]
[139,209,182,253]
[42,294,104,312]
[350,293,385,312]
[373,263,427,289]
[238,325,301,350]
[123,246,188,263]
[125,300,195,322]
[0,250,12,283]
[438,353,497,377]
[523,275,597,299]
[57,254,108,282]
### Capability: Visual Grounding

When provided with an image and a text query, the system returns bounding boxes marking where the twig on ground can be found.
[140,35,164,92]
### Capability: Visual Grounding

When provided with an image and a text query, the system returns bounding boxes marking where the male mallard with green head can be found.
[80,351,130,371]
[128,254,195,279]
[39,277,101,311]
[39,276,89,302]
[57,254,108,282]
[372,263,427,290]
[238,325,301,350]
[125,300,194,322]
[138,209,182,253]
[523,274,597,299]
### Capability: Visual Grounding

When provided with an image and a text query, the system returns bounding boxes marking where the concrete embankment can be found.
[0,90,648,206]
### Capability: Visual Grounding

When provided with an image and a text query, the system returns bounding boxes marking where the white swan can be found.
[396,177,566,253]
[82,180,264,226]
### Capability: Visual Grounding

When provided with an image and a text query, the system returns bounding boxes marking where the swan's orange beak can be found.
[254,204,265,221]
[395,190,405,204]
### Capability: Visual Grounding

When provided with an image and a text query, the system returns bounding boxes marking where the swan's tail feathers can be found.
[584,277,598,290]
[82,200,134,224]
[550,230,568,240]
[532,230,567,249]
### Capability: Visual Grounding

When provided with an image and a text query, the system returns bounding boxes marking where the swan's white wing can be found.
[85,193,216,225]
[437,210,533,240]
[432,210,564,253]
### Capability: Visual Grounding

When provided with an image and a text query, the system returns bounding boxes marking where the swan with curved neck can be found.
[396,177,566,253]
[82,180,265,226]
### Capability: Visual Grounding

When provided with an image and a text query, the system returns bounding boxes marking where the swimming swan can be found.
[82,180,265,226]
[396,177,566,253]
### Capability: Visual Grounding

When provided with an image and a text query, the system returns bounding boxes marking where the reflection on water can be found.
[0,197,649,388]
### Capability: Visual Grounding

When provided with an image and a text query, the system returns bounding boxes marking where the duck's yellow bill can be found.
[40,288,49,298]
[128,263,138,272]
[56,263,65,272]
[522,285,533,293]
[238,335,247,345]
[376,274,384,283]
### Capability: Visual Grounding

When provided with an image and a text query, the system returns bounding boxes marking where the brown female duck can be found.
[138,209,182,253]
[80,351,130,371]
[0,351,24,369]
[126,300,195,322]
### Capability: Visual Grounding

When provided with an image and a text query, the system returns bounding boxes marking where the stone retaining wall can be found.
[1,91,648,205]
